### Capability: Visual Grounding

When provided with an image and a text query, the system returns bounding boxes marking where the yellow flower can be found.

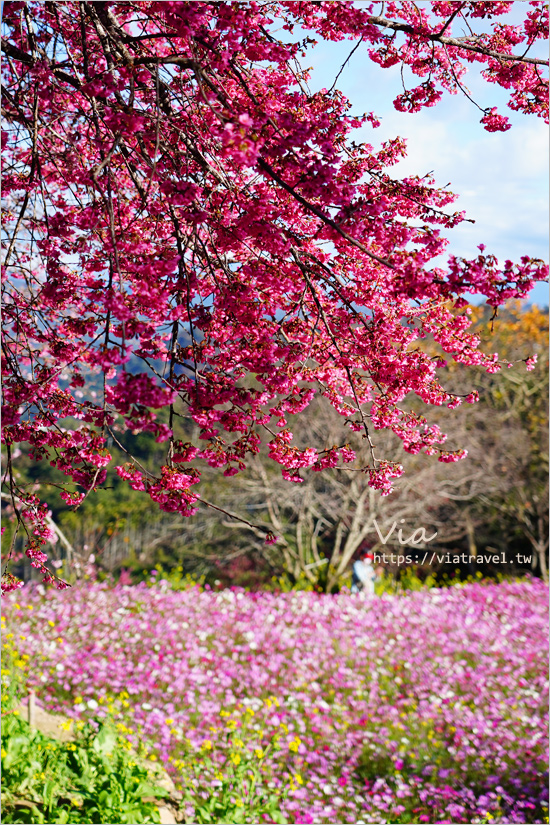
[59,721,72,731]
[254,748,264,759]
[245,707,255,716]
[164,718,174,725]
[295,773,303,785]
[149,754,157,761]
[233,738,244,749]
[230,753,241,766]
[48,620,55,627]
[1,748,7,759]
[219,710,230,717]
[74,696,83,704]
[201,740,213,751]
[288,737,301,753]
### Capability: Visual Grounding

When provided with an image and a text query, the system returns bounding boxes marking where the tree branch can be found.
[367,15,549,66]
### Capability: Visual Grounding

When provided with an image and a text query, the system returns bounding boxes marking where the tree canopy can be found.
[1,1,548,593]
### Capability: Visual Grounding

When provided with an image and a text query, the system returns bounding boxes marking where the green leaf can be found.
[42,779,58,809]
[2,735,31,769]
[92,726,118,758]
[133,782,169,799]
[98,789,114,808]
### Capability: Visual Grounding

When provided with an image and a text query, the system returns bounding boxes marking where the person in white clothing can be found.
[351,552,377,595]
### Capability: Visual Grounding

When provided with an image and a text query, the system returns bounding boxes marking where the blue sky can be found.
[295,11,549,308]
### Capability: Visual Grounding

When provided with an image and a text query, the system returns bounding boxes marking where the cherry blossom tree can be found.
[207,402,450,592]
[168,307,549,591]
[1,1,548,593]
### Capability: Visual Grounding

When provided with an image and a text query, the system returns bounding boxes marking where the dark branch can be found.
[367,15,549,66]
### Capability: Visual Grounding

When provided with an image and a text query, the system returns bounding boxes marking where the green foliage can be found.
[1,637,170,824]
[2,708,165,824]
[268,572,319,593]
[182,754,289,824]
[146,565,206,591]
[373,568,508,594]
[375,568,439,594]
[177,717,291,824]
[1,714,171,824]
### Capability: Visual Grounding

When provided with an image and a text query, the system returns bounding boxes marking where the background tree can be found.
[452,305,549,580]
[1,1,548,592]
[212,401,437,591]
[157,304,549,590]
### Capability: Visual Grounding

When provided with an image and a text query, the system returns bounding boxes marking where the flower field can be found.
[3,579,548,824]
